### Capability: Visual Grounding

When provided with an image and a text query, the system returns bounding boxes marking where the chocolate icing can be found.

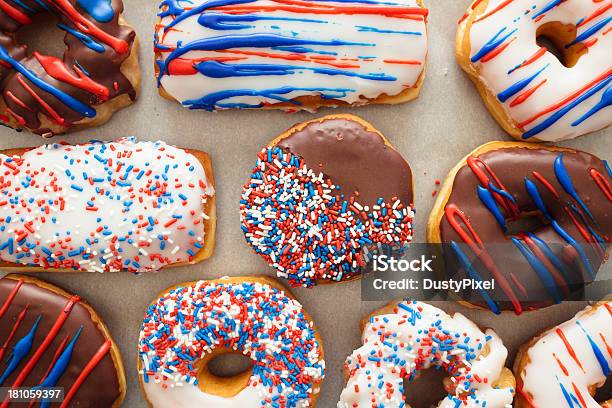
[277,118,413,208]
[0,0,137,136]
[0,276,121,407]
[438,146,611,311]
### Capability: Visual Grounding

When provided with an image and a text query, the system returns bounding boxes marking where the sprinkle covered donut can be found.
[456,0,611,142]
[338,300,516,407]
[137,276,325,408]
[240,114,415,287]
[0,138,216,272]
[427,142,611,314]
[154,0,428,111]
[0,274,126,407]
[514,301,612,407]
[0,0,139,136]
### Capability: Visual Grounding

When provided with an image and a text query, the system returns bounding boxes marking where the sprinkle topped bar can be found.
[338,301,515,408]
[0,138,214,272]
[154,0,428,111]
[138,278,325,408]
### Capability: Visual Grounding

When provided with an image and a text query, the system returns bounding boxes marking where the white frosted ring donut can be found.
[338,301,516,408]
[457,0,611,142]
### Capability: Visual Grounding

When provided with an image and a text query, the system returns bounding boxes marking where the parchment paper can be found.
[0,0,610,406]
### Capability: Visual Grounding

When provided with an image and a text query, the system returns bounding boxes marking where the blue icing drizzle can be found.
[0,45,96,118]
[198,13,325,31]
[604,160,612,178]
[557,377,576,408]
[356,26,422,35]
[450,241,500,314]
[511,236,561,303]
[531,0,563,20]
[272,46,337,55]
[477,185,507,232]
[37,327,83,408]
[487,181,516,203]
[0,316,42,385]
[76,0,114,22]
[160,34,373,77]
[183,86,354,110]
[165,0,256,29]
[523,74,612,138]
[524,175,595,279]
[566,17,612,47]
[554,154,594,220]
[498,64,549,103]
[58,23,105,53]
[577,321,611,376]
[471,27,517,63]
[572,86,612,127]
[527,232,572,284]
[195,60,396,81]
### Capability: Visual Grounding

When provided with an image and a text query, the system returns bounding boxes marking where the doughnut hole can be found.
[403,368,447,407]
[536,22,587,68]
[197,349,254,398]
[504,211,549,237]
[16,13,65,57]
[593,375,611,405]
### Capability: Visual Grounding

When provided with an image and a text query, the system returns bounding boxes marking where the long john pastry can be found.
[427,141,611,314]
[0,138,215,272]
[154,0,428,111]
[456,0,611,142]
[138,276,325,408]
[0,274,126,407]
[0,0,140,136]
[514,301,612,408]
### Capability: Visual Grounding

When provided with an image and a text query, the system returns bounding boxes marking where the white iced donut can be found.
[138,276,325,408]
[338,301,516,408]
[457,0,611,142]
[154,0,428,111]
[514,301,612,408]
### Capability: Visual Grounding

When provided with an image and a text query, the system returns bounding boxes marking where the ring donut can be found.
[337,300,516,407]
[514,301,612,408]
[427,142,611,314]
[137,276,325,408]
[240,114,415,287]
[0,274,126,407]
[456,0,611,142]
[0,0,139,136]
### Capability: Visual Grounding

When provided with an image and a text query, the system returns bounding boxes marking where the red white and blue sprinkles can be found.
[0,137,213,272]
[240,146,414,287]
[338,301,515,407]
[138,279,325,408]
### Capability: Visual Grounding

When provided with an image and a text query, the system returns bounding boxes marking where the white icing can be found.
[520,302,612,407]
[155,0,428,110]
[0,138,213,272]
[338,301,514,408]
[466,0,611,141]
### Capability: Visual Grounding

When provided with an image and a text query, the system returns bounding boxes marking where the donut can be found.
[153,0,428,111]
[0,0,139,137]
[456,0,611,142]
[514,301,612,408]
[240,114,415,287]
[0,137,216,272]
[137,276,325,408]
[0,274,126,407]
[338,300,516,407]
[427,142,611,314]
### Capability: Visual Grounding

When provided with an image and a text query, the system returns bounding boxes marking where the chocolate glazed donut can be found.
[427,142,611,314]
[0,274,126,407]
[0,0,139,137]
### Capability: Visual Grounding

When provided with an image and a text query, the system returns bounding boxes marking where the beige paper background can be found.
[0,0,610,406]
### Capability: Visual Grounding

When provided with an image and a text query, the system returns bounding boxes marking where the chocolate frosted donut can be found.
[0,0,139,136]
[0,274,125,407]
[240,114,414,287]
[427,142,611,314]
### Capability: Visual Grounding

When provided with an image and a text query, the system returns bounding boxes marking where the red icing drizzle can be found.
[0,278,22,319]
[0,0,31,24]
[474,0,516,22]
[589,168,612,202]
[59,339,112,408]
[34,53,110,101]
[0,304,28,362]
[15,75,65,126]
[532,170,560,198]
[553,352,569,375]
[444,203,522,313]
[520,233,570,295]
[510,79,547,107]
[466,156,519,218]
[555,327,585,372]
[0,295,80,408]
